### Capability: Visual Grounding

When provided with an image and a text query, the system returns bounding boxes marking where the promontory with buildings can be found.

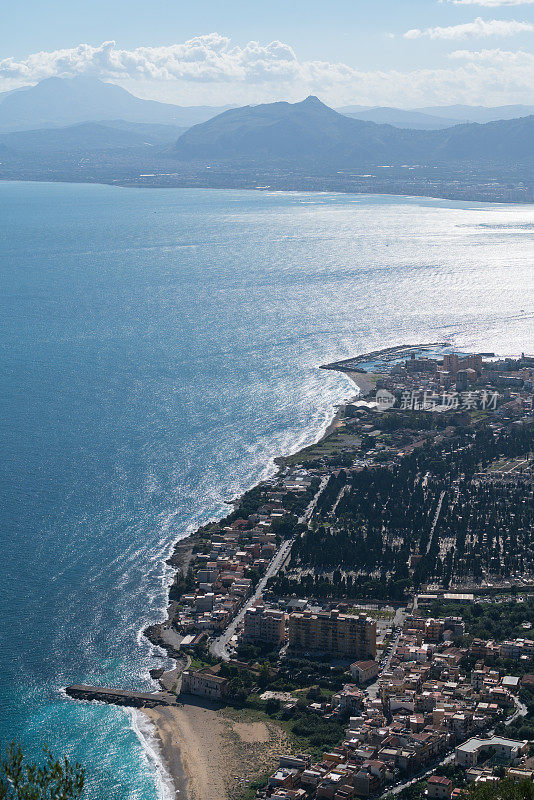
[66,344,534,800]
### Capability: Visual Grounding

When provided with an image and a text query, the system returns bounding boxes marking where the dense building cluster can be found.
[257,611,533,799]
[162,472,319,644]
[271,384,533,599]
[150,347,533,800]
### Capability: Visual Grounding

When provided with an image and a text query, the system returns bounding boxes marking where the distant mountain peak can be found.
[301,95,325,106]
[173,95,534,166]
[38,75,106,85]
[174,96,380,162]
[0,76,231,133]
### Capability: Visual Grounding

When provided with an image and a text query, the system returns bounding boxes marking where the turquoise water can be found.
[0,182,532,799]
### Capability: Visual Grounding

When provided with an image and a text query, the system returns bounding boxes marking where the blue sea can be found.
[0,181,532,799]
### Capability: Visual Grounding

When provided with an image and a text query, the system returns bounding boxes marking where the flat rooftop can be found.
[457,736,527,753]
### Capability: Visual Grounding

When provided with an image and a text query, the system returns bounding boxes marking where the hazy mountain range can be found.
[0,77,532,201]
[173,95,534,165]
[0,119,187,154]
[337,103,534,129]
[0,76,230,132]
[339,107,462,130]
[1,76,533,137]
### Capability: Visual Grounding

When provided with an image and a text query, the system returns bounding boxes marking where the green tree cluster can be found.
[0,742,84,800]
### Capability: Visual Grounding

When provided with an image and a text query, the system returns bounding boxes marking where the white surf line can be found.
[129,708,177,800]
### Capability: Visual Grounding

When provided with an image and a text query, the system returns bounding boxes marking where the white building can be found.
[455,737,528,768]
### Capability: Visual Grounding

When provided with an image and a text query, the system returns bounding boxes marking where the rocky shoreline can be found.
[144,531,201,661]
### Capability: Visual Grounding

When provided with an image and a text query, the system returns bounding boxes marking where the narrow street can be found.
[426,490,446,554]
[209,537,294,659]
[366,607,406,701]
[209,475,328,660]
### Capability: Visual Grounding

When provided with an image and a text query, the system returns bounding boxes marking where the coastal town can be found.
[67,345,534,800]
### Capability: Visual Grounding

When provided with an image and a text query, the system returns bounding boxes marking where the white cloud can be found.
[1,35,534,107]
[0,35,363,89]
[449,46,534,61]
[404,17,534,39]
[0,36,310,83]
[443,0,534,6]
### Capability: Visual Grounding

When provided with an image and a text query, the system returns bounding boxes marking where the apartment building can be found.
[443,353,482,376]
[243,605,287,645]
[289,610,377,659]
[427,776,453,799]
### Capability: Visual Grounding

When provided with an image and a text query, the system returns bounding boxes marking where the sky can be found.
[1,0,534,107]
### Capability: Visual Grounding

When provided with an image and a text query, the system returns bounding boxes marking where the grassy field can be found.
[487,455,532,473]
[349,606,395,620]
[284,425,363,466]
[188,655,213,670]
[227,698,346,761]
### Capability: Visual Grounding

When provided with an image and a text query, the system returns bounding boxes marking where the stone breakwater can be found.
[65,685,178,709]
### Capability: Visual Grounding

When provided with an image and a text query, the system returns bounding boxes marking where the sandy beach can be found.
[144,699,291,800]
[346,369,380,396]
